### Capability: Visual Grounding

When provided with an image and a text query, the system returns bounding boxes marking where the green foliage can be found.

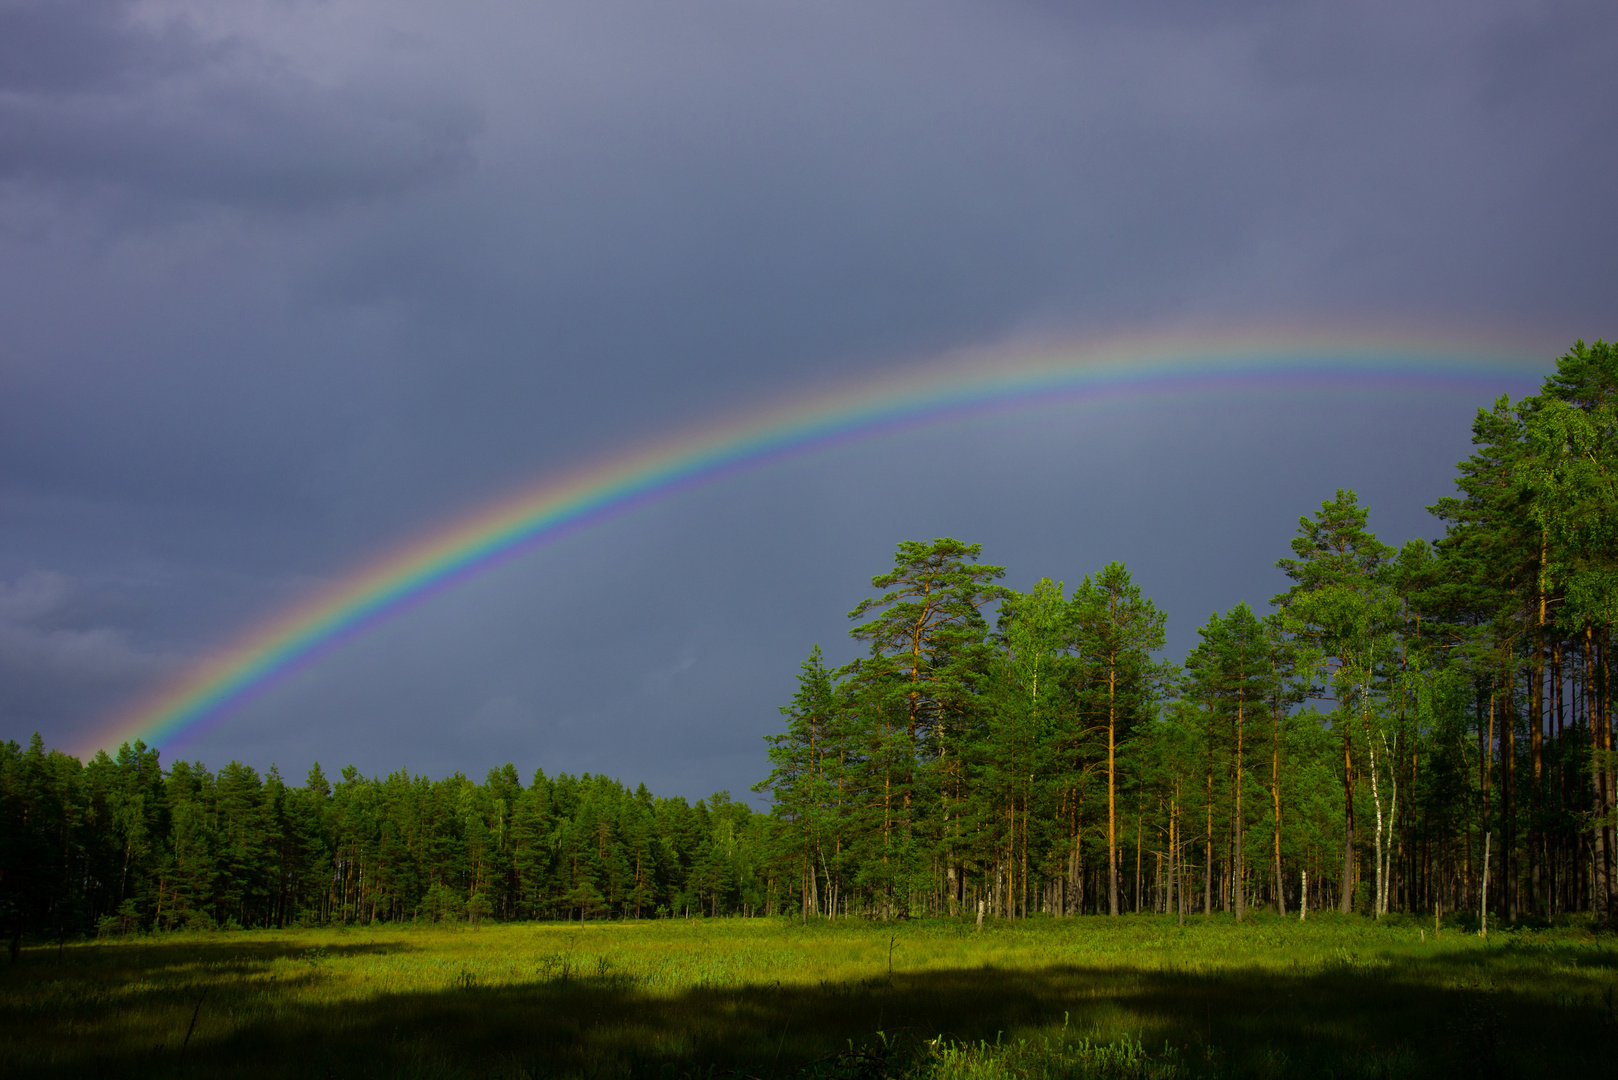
[758,545,1177,921]
[0,737,772,940]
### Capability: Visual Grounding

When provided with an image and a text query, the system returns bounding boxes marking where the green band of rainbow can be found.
[80,329,1544,758]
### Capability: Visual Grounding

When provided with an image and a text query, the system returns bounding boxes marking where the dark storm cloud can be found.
[0,0,478,211]
[0,0,1610,794]
[0,570,177,730]
[0,0,195,94]
[303,0,1615,380]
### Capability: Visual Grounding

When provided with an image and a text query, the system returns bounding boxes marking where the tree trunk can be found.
[1532,543,1547,915]
[1339,728,1355,914]
[1235,692,1245,922]
[1273,697,1285,916]
[1505,668,1517,922]
[1204,767,1214,916]
[1482,682,1494,920]
[1594,627,1614,923]
[1108,654,1119,916]
[1135,792,1143,915]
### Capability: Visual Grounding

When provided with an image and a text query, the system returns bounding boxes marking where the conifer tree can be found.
[1070,562,1166,916]
[989,578,1070,918]
[1519,340,1618,920]
[1186,604,1271,920]
[1430,399,1541,920]
[755,645,847,919]
[1274,489,1396,913]
[846,539,1004,916]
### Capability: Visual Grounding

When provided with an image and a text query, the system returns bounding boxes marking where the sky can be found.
[1,0,1614,800]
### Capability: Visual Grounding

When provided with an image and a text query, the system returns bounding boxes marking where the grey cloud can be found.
[0,0,198,94]
[0,569,131,628]
[642,649,698,696]
[0,0,479,211]
[0,571,178,733]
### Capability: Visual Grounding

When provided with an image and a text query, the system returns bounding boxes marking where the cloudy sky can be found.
[2,0,1612,799]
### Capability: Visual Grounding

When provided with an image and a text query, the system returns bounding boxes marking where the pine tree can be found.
[846,539,1004,917]
[1520,340,1618,920]
[1070,562,1167,917]
[1186,604,1272,920]
[1274,489,1396,913]
[988,578,1070,918]
[755,645,848,920]
[1430,399,1540,921]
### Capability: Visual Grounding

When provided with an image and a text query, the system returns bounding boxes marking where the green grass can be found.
[2,914,1614,1078]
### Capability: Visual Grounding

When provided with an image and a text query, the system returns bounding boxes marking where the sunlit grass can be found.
[2,914,1615,1078]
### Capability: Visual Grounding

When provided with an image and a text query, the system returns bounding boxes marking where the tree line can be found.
[757,339,1616,926]
[0,737,776,951]
[2,340,1613,943]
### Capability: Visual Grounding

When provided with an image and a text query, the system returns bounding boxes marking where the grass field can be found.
[2,914,1615,1079]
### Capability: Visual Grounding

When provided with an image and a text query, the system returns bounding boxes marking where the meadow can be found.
[2,915,1614,1079]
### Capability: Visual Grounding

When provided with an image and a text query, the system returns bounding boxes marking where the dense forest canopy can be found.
[3,341,1614,944]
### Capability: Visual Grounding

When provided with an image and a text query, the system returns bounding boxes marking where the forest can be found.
[3,340,1614,944]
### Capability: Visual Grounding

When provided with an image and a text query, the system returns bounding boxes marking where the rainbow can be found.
[81,326,1546,758]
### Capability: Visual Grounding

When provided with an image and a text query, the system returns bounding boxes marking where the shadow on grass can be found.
[3,937,1616,1079]
[9,934,417,968]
